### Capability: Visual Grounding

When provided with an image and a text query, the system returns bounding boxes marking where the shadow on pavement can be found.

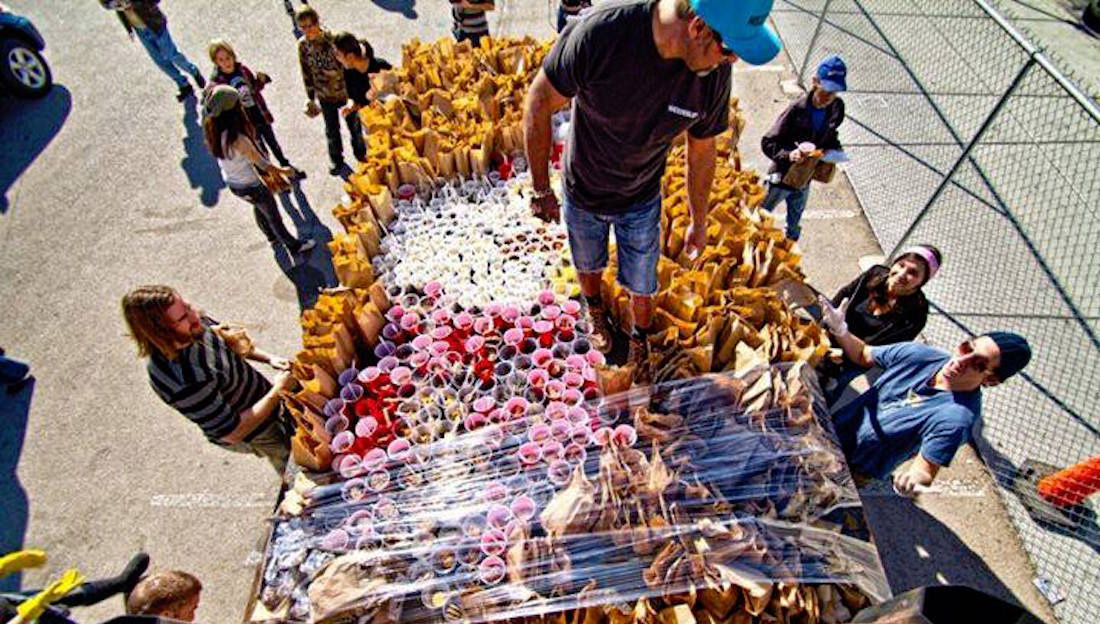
[0,86,72,215]
[179,96,224,208]
[273,181,338,311]
[0,377,34,592]
[371,0,418,19]
[859,490,1029,610]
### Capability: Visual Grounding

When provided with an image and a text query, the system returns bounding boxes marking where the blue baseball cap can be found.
[816,55,848,92]
[691,0,782,66]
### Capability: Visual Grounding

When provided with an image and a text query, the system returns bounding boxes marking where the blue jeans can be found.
[761,182,809,240]
[230,183,303,252]
[564,193,661,296]
[320,100,367,168]
[134,26,199,88]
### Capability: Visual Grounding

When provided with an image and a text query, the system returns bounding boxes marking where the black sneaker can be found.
[286,166,307,180]
[297,239,317,254]
[329,162,346,176]
[193,73,206,89]
[176,83,194,102]
[587,304,615,354]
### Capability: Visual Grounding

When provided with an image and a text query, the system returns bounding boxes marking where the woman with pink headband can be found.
[828,244,943,345]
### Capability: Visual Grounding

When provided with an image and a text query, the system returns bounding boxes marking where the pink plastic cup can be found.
[331,430,356,454]
[563,388,583,407]
[503,328,524,346]
[480,528,508,557]
[593,427,613,447]
[362,447,388,471]
[526,368,549,389]
[547,460,572,485]
[454,311,475,332]
[532,348,553,369]
[482,483,509,504]
[549,420,571,444]
[473,396,495,414]
[387,437,412,462]
[529,423,551,444]
[478,556,507,585]
[511,495,536,522]
[570,425,591,447]
[537,290,556,306]
[501,305,521,324]
[517,441,542,465]
[504,396,529,417]
[474,316,495,336]
[486,504,513,529]
[546,380,566,401]
[425,280,444,299]
[565,354,587,372]
[562,300,581,316]
[563,371,584,388]
[541,305,561,321]
[541,440,565,462]
[545,401,568,421]
[465,335,486,355]
[564,443,587,465]
[391,366,413,386]
[337,453,365,479]
[585,351,606,367]
[411,334,433,351]
[612,424,638,447]
[567,406,589,425]
[464,412,488,431]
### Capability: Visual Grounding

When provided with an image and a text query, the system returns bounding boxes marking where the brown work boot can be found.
[587,302,614,354]
[626,331,651,385]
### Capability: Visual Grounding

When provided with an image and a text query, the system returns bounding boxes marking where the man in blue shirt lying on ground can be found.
[818,295,1032,496]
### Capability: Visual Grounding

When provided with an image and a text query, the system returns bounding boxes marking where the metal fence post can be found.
[796,0,834,87]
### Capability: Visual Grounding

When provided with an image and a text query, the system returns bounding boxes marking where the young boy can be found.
[760,55,848,241]
[125,570,202,621]
[332,32,393,121]
[294,6,365,175]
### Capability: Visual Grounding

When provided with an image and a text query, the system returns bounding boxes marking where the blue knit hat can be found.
[984,331,1031,381]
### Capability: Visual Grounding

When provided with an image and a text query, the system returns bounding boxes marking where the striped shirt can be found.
[147,319,276,445]
[561,0,591,16]
[452,0,493,36]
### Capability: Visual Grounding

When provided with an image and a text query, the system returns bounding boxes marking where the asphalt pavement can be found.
[0,1,1065,623]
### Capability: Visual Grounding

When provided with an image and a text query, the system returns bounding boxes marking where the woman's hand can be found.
[268,356,292,371]
[817,295,850,336]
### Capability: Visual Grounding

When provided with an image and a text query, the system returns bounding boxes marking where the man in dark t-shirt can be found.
[524,0,781,378]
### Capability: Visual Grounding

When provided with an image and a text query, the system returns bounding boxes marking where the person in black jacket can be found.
[760,55,847,240]
[830,244,943,346]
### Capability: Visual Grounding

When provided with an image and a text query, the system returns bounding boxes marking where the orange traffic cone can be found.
[1037,456,1100,508]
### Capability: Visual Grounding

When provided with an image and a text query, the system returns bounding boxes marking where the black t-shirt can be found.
[344,57,393,107]
[543,0,730,214]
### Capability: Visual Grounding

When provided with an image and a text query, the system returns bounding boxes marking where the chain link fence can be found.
[770,1,1100,622]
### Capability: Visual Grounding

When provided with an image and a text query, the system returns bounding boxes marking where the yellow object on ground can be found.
[16,569,85,620]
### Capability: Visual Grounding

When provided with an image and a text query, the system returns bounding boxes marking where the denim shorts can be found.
[563,192,661,296]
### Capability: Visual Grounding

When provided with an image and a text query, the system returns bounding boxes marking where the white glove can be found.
[798,141,817,153]
[817,295,850,336]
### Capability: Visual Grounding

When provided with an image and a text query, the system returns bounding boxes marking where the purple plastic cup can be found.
[378,355,399,373]
[323,398,346,420]
[325,414,349,436]
[374,341,396,359]
[340,383,364,402]
[338,367,360,387]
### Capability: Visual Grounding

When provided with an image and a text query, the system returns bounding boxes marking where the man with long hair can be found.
[121,285,296,473]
